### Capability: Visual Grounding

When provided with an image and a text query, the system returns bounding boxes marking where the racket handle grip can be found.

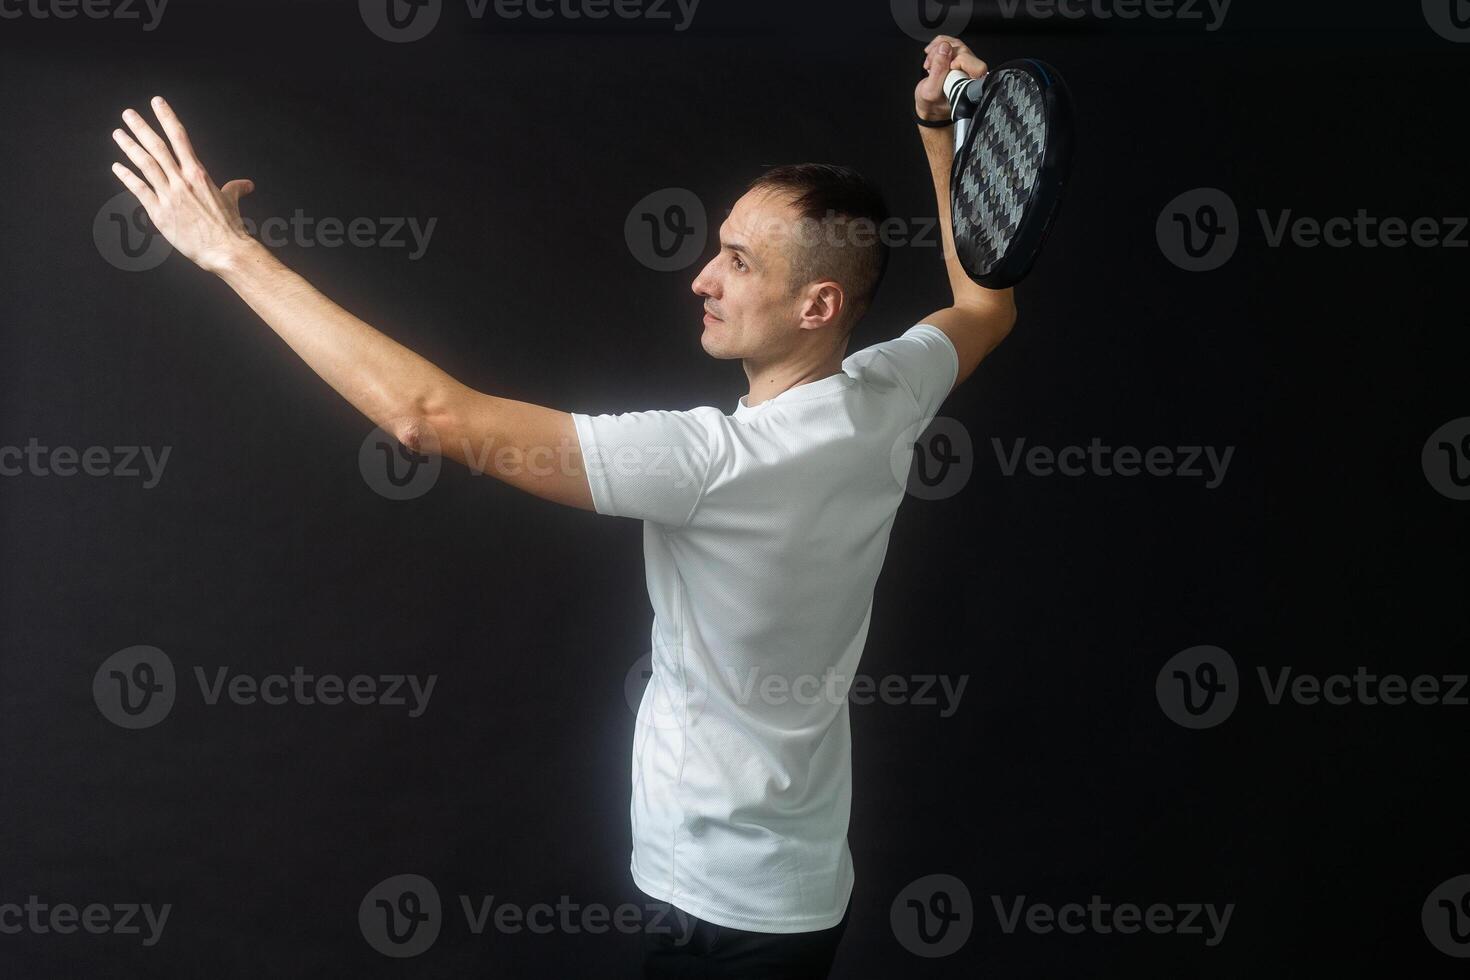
[943,69,985,155]
[943,69,986,120]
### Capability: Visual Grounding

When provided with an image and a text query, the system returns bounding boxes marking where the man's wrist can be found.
[914,104,952,126]
[210,236,271,281]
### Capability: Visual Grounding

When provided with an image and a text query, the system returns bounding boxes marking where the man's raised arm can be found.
[913,37,1018,392]
[110,96,594,512]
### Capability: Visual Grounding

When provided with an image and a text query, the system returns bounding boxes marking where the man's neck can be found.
[742,356,846,408]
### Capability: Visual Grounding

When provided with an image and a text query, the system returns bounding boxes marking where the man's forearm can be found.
[106,95,595,506]
[210,238,592,509]
[214,239,468,443]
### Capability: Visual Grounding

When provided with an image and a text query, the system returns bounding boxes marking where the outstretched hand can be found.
[110,97,256,273]
[915,36,989,123]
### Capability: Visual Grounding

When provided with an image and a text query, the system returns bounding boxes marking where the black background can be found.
[2,0,1466,976]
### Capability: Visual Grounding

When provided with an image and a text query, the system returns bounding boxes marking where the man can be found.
[109,35,1008,980]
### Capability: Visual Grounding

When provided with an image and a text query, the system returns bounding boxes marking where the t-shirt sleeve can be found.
[850,323,960,422]
[570,407,720,528]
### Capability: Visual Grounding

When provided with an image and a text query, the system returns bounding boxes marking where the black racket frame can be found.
[951,57,1075,288]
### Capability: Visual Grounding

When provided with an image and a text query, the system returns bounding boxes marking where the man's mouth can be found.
[703,308,722,322]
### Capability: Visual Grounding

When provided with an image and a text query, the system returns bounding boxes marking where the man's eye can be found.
[732,254,747,271]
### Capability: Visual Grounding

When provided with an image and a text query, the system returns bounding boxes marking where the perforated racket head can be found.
[950,59,1074,288]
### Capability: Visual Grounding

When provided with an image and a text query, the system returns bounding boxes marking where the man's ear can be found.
[798,281,846,330]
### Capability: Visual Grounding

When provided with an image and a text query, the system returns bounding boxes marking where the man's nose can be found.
[691,264,717,298]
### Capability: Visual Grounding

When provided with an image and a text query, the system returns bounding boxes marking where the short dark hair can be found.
[745,163,890,336]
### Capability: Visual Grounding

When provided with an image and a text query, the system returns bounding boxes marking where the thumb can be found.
[926,42,954,84]
[221,179,255,206]
[919,42,954,99]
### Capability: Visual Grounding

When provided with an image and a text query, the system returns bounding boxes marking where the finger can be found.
[944,44,985,77]
[928,43,954,82]
[148,96,205,176]
[121,106,182,183]
[220,179,255,206]
[112,127,169,193]
[919,44,955,98]
[111,162,160,213]
[924,39,952,71]
[954,52,988,78]
[925,36,985,77]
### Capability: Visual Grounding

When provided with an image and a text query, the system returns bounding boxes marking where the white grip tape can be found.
[942,68,972,106]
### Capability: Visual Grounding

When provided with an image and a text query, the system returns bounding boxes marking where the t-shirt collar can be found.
[733,371,852,420]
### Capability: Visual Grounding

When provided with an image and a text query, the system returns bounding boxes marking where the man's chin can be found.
[699,325,739,359]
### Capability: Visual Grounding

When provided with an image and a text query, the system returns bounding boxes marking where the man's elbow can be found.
[388,386,469,458]
[390,415,441,457]
[957,293,1018,350]
[993,300,1018,342]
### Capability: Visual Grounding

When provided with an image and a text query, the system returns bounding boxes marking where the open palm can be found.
[110,96,256,273]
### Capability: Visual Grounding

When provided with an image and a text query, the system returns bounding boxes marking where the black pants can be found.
[642,900,849,979]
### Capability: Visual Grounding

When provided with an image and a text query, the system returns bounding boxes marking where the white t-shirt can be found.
[571,322,959,934]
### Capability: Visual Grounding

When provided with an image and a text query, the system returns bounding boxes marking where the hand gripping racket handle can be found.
[943,68,987,153]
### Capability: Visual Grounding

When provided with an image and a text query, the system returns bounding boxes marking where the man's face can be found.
[690,188,807,361]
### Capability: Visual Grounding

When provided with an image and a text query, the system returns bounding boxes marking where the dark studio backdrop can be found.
[1,0,1466,976]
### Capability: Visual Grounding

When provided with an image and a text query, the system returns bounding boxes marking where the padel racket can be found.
[943,58,1074,288]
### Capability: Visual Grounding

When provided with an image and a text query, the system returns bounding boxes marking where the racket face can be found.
[951,59,1073,288]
